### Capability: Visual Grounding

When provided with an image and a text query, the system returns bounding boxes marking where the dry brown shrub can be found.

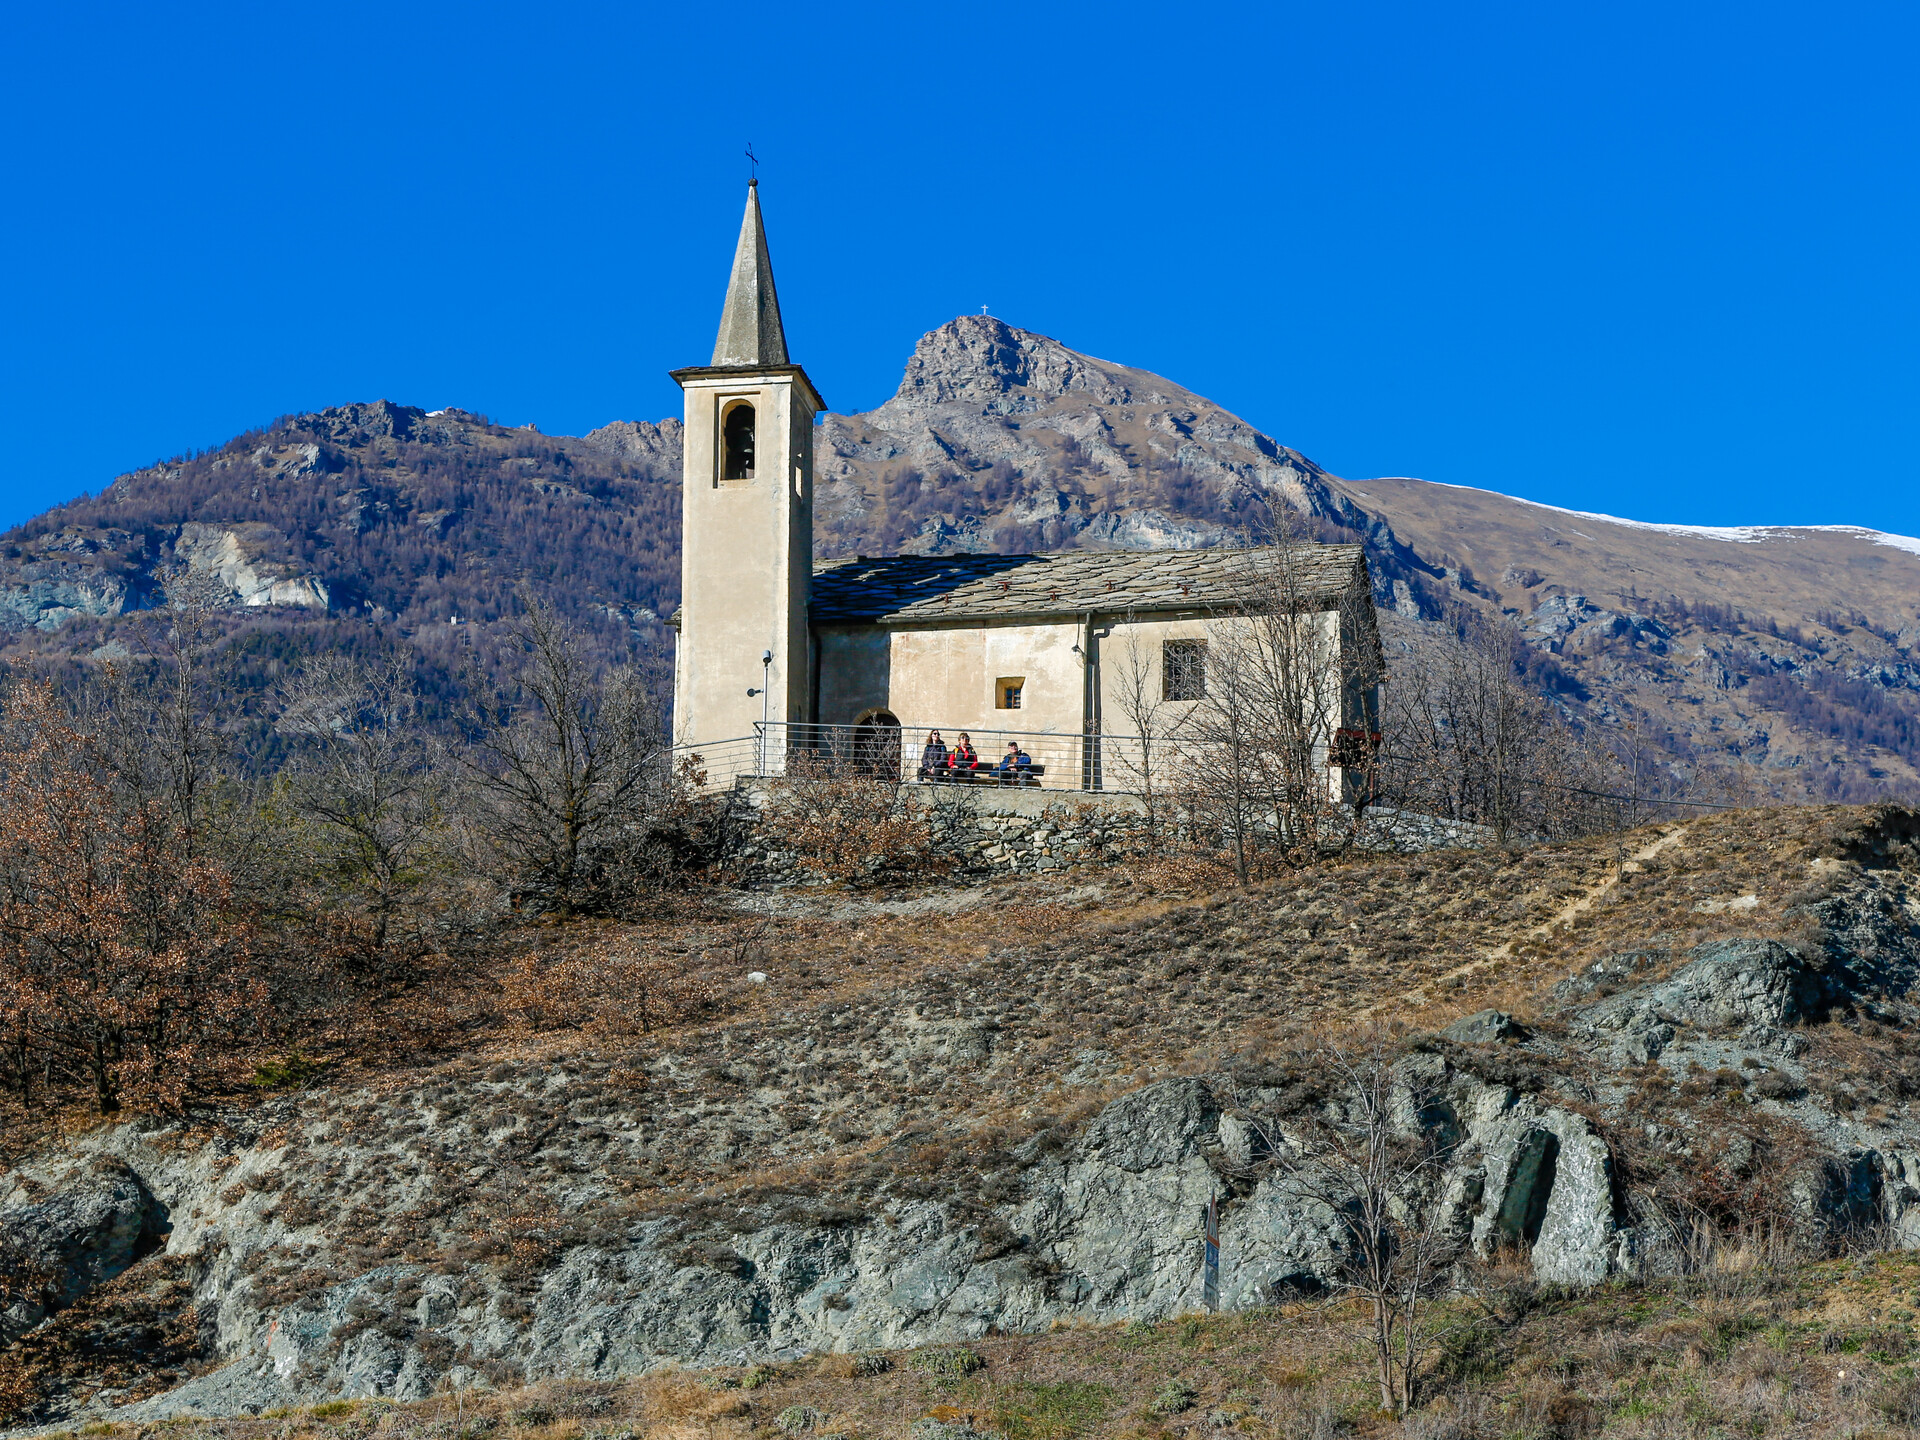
[0,1351,43,1428]
[0,682,268,1116]
[500,938,719,1036]
[627,1371,753,1428]
[765,756,944,880]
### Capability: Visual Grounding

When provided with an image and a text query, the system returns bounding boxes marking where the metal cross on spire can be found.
[745,142,759,184]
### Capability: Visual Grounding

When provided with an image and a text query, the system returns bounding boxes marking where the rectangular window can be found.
[996,677,1025,710]
[1162,640,1207,701]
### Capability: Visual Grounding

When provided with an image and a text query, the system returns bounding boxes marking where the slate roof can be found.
[809,545,1369,626]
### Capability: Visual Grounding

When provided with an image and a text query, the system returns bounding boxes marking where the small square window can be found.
[996,677,1025,710]
[1163,640,1207,701]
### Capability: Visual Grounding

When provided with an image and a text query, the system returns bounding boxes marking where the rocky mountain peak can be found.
[885,315,1158,413]
[298,399,428,445]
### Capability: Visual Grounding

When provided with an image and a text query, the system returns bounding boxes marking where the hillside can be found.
[0,401,683,637]
[5,317,1920,798]
[3,803,1919,1435]
[1330,476,1920,800]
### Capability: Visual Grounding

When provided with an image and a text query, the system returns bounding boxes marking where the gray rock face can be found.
[0,571,141,631]
[1441,1010,1525,1045]
[3,1064,1651,1423]
[0,519,331,632]
[883,316,1161,412]
[0,1158,157,1342]
[1524,594,1672,656]
[171,522,331,610]
[811,316,1374,560]
[1570,937,1834,1068]
[581,417,683,468]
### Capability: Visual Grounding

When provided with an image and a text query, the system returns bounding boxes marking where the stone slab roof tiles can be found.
[809,545,1368,625]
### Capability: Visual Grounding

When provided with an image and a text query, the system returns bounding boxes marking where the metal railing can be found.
[674,722,1174,794]
[667,725,1734,843]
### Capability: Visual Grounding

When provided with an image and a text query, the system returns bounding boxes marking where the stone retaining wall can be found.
[733,781,1498,883]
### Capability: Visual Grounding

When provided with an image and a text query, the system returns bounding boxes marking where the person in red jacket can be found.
[947,732,980,775]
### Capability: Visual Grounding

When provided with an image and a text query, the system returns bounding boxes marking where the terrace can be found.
[678,721,1167,793]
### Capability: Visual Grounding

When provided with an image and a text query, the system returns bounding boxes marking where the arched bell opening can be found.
[721,400,756,481]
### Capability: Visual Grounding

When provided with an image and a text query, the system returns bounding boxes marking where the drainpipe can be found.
[1079,612,1099,790]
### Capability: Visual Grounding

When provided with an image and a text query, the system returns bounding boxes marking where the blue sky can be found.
[3,1,1916,536]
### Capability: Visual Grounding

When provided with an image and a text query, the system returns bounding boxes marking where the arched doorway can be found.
[852,709,902,780]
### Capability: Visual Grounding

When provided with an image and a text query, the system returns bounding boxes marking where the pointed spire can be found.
[711,180,789,367]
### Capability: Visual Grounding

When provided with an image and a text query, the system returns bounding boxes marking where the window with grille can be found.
[1162,640,1207,701]
[996,677,1025,710]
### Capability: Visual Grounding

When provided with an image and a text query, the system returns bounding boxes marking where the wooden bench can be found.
[920,764,1046,787]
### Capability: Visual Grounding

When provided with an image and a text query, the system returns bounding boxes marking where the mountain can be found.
[5,317,1919,798]
[0,401,683,638]
[812,316,1354,555]
[1324,475,1920,797]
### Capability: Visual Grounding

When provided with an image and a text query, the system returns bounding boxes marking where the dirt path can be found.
[1357,824,1690,1019]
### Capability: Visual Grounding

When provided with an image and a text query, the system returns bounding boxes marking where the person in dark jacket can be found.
[918,730,950,780]
[994,742,1032,783]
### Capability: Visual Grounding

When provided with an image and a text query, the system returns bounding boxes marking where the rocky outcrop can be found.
[0,1159,159,1343]
[811,316,1371,559]
[0,571,143,631]
[1524,594,1673,656]
[581,418,683,468]
[170,523,330,610]
[0,521,330,630]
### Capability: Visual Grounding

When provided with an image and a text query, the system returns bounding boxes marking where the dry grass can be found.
[16,804,1898,1249]
[30,1254,1920,1439]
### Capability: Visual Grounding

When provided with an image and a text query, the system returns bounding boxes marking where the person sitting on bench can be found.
[947,732,980,777]
[918,730,949,780]
[994,742,1032,784]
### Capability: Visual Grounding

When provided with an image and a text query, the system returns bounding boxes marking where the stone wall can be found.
[733,782,1497,883]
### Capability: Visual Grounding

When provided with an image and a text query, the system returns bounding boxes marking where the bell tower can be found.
[670,180,823,755]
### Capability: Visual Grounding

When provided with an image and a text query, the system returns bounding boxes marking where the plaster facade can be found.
[667,181,822,751]
[810,607,1378,794]
[671,367,817,747]
[816,620,1088,735]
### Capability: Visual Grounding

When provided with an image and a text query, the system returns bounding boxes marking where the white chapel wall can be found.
[887,621,1085,735]
[1094,613,1216,737]
[814,620,1087,734]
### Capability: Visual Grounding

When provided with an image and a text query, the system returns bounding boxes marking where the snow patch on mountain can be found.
[1418,479,1920,556]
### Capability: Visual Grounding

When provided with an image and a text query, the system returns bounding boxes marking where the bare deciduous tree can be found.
[1244,1036,1462,1415]
[277,654,448,953]
[83,573,234,855]
[0,681,264,1116]
[456,591,672,915]
[1104,610,1191,853]
[1174,504,1384,879]
[1382,614,1625,843]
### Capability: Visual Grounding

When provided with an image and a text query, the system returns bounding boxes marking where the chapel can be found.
[669,183,1383,792]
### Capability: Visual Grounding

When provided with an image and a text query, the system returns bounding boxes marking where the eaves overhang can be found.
[668,363,826,415]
